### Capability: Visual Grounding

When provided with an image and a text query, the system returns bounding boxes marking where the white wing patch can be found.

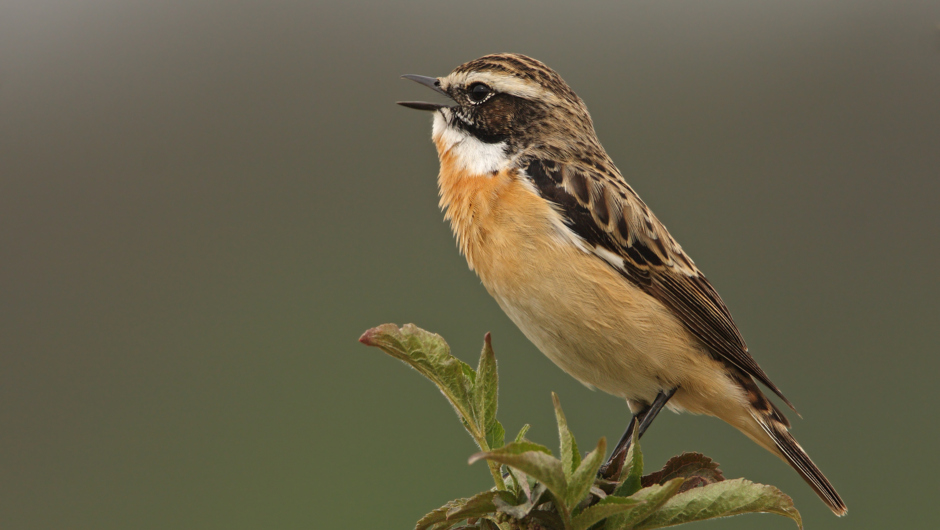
[593,245,625,270]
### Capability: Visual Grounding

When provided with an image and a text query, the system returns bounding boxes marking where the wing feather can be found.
[524,158,796,413]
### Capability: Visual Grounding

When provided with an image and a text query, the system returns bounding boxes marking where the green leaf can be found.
[570,496,645,530]
[482,519,515,530]
[641,452,725,493]
[604,478,684,530]
[361,324,508,489]
[468,440,552,458]
[473,333,499,444]
[469,442,568,509]
[414,505,448,530]
[552,393,581,477]
[612,426,643,497]
[493,482,547,520]
[414,508,448,530]
[445,491,514,522]
[514,424,531,443]
[461,362,477,385]
[504,465,527,498]
[414,490,516,530]
[485,421,505,452]
[565,437,606,509]
[630,478,803,530]
[360,324,480,444]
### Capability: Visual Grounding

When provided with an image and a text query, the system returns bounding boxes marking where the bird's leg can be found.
[634,386,677,439]
[600,387,678,479]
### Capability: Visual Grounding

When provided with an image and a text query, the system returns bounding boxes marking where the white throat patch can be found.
[432,111,509,176]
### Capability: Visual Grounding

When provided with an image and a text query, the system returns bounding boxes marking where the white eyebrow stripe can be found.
[443,71,562,104]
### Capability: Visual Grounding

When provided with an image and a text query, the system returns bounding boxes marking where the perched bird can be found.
[398,53,846,516]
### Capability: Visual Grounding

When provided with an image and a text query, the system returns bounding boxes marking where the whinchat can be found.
[399,53,846,516]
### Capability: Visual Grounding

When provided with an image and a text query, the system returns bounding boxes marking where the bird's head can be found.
[399,53,602,173]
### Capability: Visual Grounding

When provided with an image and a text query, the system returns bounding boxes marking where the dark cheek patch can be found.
[459,94,521,144]
[482,97,516,135]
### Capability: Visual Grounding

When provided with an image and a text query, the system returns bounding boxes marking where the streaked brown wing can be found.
[524,158,796,412]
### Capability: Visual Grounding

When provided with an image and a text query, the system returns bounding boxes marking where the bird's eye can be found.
[468,83,493,103]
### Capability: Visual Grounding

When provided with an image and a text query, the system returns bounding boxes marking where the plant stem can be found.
[487,461,507,490]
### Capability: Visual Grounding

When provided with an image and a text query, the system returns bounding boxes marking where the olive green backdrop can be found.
[1,1,938,528]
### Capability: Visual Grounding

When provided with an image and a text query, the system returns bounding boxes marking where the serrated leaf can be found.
[469,442,568,509]
[415,505,449,530]
[514,424,531,443]
[552,393,581,477]
[641,452,724,493]
[604,478,684,530]
[473,333,499,444]
[360,324,480,444]
[631,478,802,530]
[612,426,643,498]
[445,491,514,521]
[570,496,645,530]
[415,490,516,530]
[565,437,606,509]
[415,500,460,530]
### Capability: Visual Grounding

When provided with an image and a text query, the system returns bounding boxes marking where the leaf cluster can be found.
[361,324,803,530]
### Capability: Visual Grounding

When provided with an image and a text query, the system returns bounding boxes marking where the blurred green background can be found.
[1,1,938,528]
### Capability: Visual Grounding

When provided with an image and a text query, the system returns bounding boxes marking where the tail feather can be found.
[752,412,848,516]
[728,370,847,516]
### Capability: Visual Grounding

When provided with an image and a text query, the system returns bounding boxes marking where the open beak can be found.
[397,74,451,111]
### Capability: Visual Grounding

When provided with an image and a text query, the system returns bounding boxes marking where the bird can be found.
[397,53,846,516]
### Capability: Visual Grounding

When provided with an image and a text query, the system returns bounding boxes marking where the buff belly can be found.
[483,241,750,426]
[482,236,684,401]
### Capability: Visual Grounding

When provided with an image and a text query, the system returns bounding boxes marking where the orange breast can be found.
[435,146,561,280]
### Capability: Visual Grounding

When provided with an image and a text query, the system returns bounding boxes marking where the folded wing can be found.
[523,158,796,416]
